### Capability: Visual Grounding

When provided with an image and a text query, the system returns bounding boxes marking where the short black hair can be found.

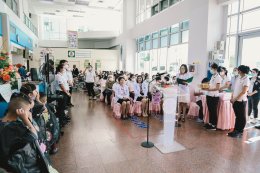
[252,68,259,74]
[56,64,64,73]
[7,97,31,115]
[180,64,188,73]
[201,77,210,83]
[238,65,250,74]
[217,66,228,75]
[164,76,169,82]
[155,76,161,81]
[59,60,68,65]
[20,84,34,95]
[211,63,218,70]
[118,76,125,82]
[136,75,143,83]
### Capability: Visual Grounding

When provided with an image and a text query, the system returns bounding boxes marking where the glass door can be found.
[239,34,260,69]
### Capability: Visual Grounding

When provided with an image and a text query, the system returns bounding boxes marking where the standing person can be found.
[218,66,231,91]
[228,65,250,138]
[72,65,79,78]
[55,64,70,118]
[114,77,131,120]
[204,63,222,130]
[176,64,192,124]
[247,68,260,124]
[84,65,96,100]
[230,67,239,91]
[134,75,148,117]
[66,64,74,107]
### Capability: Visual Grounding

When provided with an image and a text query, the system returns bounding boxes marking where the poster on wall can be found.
[67,31,78,48]
[68,50,91,58]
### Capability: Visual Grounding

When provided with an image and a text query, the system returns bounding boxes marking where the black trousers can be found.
[103,90,112,104]
[248,96,259,118]
[206,96,219,126]
[197,100,203,120]
[67,87,72,105]
[233,101,247,133]
[86,82,95,97]
[56,90,69,117]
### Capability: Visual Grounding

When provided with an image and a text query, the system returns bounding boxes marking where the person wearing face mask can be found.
[228,65,250,138]
[103,75,115,105]
[172,76,177,85]
[66,64,74,107]
[176,64,192,125]
[230,67,239,91]
[55,64,71,120]
[127,74,136,100]
[84,65,96,100]
[247,68,260,124]
[218,66,231,91]
[203,63,222,130]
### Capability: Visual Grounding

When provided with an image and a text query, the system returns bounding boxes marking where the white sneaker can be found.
[251,118,257,124]
[143,112,148,117]
[93,96,97,100]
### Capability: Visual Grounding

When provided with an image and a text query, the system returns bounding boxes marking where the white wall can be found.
[32,48,120,71]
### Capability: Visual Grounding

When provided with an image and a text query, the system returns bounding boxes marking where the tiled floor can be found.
[51,92,260,173]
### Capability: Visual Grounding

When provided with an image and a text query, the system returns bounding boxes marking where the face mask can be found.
[89,68,92,71]
[220,71,225,76]
[252,73,257,77]
[210,69,215,74]
[233,71,238,76]
[64,64,69,69]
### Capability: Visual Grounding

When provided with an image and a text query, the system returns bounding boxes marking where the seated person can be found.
[0,96,57,173]
[134,75,148,117]
[103,75,115,105]
[114,77,131,120]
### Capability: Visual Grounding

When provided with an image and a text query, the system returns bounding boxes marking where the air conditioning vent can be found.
[68,0,75,2]
[67,9,86,13]
[75,0,89,6]
[43,12,56,15]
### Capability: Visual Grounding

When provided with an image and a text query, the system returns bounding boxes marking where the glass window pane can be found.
[241,9,260,32]
[145,35,151,41]
[181,20,189,30]
[228,1,239,15]
[171,23,179,33]
[170,33,179,45]
[241,0,260,11]
[160,28,168,36]
[160,0,168,11]
[139,42,145,51]
[150,49,158,75]
[152,32,159,38]
[227,15,238,34]
[170,0,180,6]
[160,36,168,47]
[167,44,188,73]
[145,41,151,50]
[181,30,189,43]
[158,48,167,72]
[225,36,237,69]
[152,4,159,16]
[152,39,159,48]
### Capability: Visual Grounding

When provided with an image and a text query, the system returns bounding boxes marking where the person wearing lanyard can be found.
[204,63,222,130]
[115,77,131,120]
[134,75,149,117]
[228,65,250,138]
[247,68,260,124]
[84,65,96,100]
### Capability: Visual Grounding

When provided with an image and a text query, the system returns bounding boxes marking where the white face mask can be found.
[210,69,215,74]
[220,71,225,76]
[64,64,69,69]
[233,71,238,76]
[252,73,257,77]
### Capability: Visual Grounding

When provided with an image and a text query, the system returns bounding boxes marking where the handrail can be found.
[23,13,38,36]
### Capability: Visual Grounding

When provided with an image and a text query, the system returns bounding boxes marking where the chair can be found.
[188,102,200,117]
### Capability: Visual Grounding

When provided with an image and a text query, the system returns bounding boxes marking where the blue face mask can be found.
[210,69,215,74]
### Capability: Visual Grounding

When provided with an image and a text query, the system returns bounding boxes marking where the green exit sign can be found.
[68,50,75,58]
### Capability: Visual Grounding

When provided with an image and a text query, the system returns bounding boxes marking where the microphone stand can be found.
[141,78,156,148]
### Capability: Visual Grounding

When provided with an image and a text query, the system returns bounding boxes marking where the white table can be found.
[0,84,12,102]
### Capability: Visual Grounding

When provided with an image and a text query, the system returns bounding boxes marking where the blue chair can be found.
[0,102,8,118]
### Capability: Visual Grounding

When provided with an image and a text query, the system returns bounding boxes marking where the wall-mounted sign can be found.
[68,50,75,58]
[67,31,78,48]
[84,60,90,68]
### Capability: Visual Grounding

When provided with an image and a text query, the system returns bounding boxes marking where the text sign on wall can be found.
[67,31,78,48]
[68,50,91,58]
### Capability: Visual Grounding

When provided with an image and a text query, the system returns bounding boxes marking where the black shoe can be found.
[206,125,216,130]
[227,131,242,138]
[255,125,260,129]
[204,124,211,128]
[68,104,74,107]
[175,122,181,127]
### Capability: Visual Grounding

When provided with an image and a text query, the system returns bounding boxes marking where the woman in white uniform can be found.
[218,66,231,91]
[176,64,192,124]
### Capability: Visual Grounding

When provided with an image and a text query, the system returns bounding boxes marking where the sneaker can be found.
[196,118,204,123]
[203,123,211,128]
[206,125,217,130]
[255,125,260,129]
[93,96,97,100]
[251,118,257,124]
[89,97,93,100]
[227,131,242,138]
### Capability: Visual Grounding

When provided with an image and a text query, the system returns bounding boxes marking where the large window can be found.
[136,20,189,75]
[225,0,260,69]
[136,0,184,24]
[3,0,19,16]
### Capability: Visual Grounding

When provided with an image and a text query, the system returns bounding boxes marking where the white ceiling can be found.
[29,0,122,17]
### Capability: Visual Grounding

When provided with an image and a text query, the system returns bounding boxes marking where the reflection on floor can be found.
[51,92,260,173]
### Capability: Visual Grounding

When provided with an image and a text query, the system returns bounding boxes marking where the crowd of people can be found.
[0,59,259,172]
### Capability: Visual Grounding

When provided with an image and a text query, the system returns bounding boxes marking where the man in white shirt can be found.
[228,65,250,138]
[84,65,96,100]
[204,63,222,130]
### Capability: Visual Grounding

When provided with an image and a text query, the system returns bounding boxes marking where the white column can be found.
[122,0,136,72]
